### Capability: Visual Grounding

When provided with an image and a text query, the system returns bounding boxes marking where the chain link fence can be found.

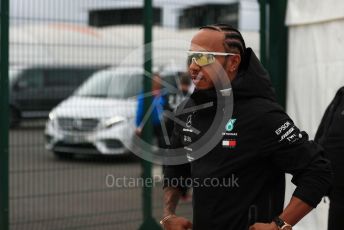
[2,1,261,229]
[5,1,194,229]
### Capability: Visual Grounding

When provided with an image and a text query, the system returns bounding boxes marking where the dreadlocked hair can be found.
[200,23,246,58]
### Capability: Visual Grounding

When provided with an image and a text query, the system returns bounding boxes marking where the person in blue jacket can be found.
[135,73,168,149]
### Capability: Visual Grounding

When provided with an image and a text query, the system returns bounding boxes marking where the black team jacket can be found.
[315,87,344,189]
[163,48,332,230]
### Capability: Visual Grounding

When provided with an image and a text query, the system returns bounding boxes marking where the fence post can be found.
[259,0,288,108]
[139,0,161,229]
[268,0,288,108]
[0,0,10,229]
[259,0,268,67]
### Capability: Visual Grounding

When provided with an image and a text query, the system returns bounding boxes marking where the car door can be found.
[12,68,45,115]
[41,68,73,111]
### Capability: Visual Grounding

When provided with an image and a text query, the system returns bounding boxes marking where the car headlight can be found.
[102,116,126,129]
[47,112,58,128]
[49,112,56,121]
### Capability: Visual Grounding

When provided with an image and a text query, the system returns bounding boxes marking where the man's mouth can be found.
[191,73,204,84]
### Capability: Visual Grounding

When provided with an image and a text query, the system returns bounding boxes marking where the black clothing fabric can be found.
[163,48,332,230]
[315,86,344,186]
[327,186,344,230]
[314,87,344,230]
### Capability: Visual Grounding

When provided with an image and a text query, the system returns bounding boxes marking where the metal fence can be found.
[1,0,194,229]
[1,1,291,229]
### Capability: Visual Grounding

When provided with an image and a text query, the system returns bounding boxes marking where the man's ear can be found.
[225,55,241,81]
[228,55,241,73]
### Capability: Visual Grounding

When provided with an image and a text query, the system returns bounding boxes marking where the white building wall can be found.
[10,0,260,31]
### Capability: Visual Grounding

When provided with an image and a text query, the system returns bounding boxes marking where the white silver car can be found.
[45,66,184,158]
[45,67,144,158]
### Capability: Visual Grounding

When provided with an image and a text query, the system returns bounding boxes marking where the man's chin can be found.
[195,84,214,90]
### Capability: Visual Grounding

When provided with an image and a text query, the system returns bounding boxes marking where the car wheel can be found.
[10,107,20,128]
[53,151,74,160]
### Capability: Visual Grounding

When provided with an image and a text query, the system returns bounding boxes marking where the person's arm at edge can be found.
[250,196,313,230]
[162,186,193,229]
[163,186,182,217]
[161,106,192,229]
[250,110,333,230]
[279,196,312,226]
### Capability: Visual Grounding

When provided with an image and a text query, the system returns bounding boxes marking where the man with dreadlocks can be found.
[160,24,332,230]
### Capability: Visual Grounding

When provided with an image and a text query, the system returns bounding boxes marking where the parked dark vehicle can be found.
[9,65,104,127]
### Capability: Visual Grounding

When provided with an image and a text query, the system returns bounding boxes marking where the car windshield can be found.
[75,70,143,99]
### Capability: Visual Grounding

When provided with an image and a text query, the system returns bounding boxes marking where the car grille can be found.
[57,117,99,132]
[103,139,124,149]
[54,142,99,154]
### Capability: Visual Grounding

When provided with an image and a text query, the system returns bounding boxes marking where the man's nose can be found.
[189,59,201,73]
